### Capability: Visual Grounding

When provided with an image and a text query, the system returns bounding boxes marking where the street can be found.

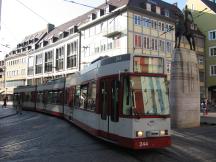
[0,109,216,162]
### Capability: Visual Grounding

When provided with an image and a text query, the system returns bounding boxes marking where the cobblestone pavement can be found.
[1,110,216,162]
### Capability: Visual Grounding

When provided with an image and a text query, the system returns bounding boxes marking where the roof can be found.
[127,0,181,20]
[43,0,129,40]
[21,29,46,43]
[201,0,216,13]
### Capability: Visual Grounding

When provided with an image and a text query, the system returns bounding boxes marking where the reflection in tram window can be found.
[74,86,80,107]
[80,85,88,109]
[101,81,107,120]
[111,80,119,122]
[87,81,96,111]
[123,76,169,115]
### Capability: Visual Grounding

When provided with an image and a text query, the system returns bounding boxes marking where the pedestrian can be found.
[2,97,7,108]
[205,98,208,116]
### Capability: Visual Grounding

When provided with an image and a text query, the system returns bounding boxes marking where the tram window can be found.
[123,77,133,115]
[101,81,107,120]
[111,80,119,122]
[36,92,41,102]
[42,91,48,105]
[31,92,36,102]
[24,92,30,101]
[55,90,63,104]
[80,85,88,109]
[47,91,52,103]
[74,85,80,108]
[52,91,58,104]
[66,87,75,107]
[87,82,96,111]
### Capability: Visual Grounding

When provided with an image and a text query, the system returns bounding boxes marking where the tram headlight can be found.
[160,130,168,136]
[136,131,144,137]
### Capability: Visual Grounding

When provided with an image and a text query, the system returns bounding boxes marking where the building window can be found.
[166,61,171,74]
[210,65,216,76]
[28,57,34,75]
[146,3,151,11]
[67,41,77,68]
[198,56,204,65]
[209,46,216,56]
[45,50,53,72]
[134,34,142,48]
[159,40,165,52]
[21,69,25,75]
[134,15,142,25]
[166,41,172,53]
[209,30,216,40]
[35,54,43,74]
[143,36,151,49]
[164,9,170,17]
[143,17,151,27]
[56,46,64,71]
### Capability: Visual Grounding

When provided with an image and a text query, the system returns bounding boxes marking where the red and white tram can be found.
[14,53,171,149]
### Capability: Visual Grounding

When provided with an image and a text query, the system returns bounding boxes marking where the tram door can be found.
[99,78,119,138]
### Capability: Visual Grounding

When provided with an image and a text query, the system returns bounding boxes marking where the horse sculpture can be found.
[175,5,196,51]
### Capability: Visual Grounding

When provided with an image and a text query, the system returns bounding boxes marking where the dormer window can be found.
[156,6,161,14]
[69,26,78,34]
[59,33,64,39]
[29,39,33,44]
[52,36,58,43]
[105,4,116,14]
[69,28,74,34]
[89,13,97,20]
[43,40,48,46]
[98,9,105,17]
[146,3,151,11]
[64,31,69,37]
[34,38,39,42]
[165,9,170,17]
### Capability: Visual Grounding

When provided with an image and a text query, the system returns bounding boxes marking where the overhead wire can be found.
[15,0,64,32]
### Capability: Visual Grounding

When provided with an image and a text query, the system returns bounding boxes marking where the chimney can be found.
[47,23,55,33]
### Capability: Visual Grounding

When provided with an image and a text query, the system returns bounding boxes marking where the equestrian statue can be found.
[175,5,196,51]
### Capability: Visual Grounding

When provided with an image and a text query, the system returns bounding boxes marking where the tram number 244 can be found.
[139,141,149,147]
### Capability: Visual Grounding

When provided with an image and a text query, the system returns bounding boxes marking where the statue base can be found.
[169,48,200,128]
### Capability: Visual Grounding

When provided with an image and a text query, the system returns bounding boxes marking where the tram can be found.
[14,53,171,149]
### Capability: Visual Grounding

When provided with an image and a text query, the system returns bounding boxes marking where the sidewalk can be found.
[0,105,17,119]
[200,112,216,125]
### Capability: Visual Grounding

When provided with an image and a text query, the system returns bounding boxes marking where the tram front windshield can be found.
[123,76,169,116]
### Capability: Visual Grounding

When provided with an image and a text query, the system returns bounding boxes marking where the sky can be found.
[0,0,186,59]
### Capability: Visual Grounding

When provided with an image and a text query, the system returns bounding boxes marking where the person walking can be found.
[2,97,7,108]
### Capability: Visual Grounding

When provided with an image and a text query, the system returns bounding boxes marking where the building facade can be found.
[79,0,177,81]
[26,20,82,85]
[187,0,216,101]
[4,27,49,95]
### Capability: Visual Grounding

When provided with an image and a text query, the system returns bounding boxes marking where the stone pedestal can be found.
[169,48,200,128]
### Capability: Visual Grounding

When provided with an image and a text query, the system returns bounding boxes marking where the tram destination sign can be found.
[133,56,164,74]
